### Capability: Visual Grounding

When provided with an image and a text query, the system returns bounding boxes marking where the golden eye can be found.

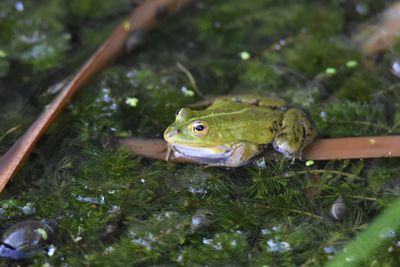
[191,121,208,137]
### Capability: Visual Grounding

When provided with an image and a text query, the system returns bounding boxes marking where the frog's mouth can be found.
[171,143,232,165]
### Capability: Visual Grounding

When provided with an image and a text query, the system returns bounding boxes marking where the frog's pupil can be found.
[195,124,204,131]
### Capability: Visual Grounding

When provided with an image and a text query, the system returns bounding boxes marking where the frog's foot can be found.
[165,144,172,161]
[225,141,261,167]
[272,108,317,159]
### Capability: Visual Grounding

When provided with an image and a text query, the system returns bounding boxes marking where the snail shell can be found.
[329,196,346,221]
[0,219,55,260]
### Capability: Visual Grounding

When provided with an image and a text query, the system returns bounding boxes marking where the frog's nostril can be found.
[165,128,181,140]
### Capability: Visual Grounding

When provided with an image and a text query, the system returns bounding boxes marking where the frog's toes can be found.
[272,139,298,159]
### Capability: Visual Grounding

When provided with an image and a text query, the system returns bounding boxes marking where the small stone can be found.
[329,196,346,221]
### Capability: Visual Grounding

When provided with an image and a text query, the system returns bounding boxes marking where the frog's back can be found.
[209,95,287,109]
[200,102,283,145]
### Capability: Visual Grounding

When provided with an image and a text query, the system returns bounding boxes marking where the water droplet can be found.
[104,246,114,254]
[15,1,24,12]
[191,210,210,233]
[355,3,368,15]
[379,229,396,239]
[267,239,291,252]
[319,111,327,121]
[47,245,56,256]
[391,60,400,77]
[21,202,35,215]
[176,254,183,262]
[202,238,213,245]
[181,86,194,96]
[213,21,221,28]
[212,242,223,251]
[76,195,105,205]
[261,228,271,235]
[323,246,336,254]
[254,158,266,169]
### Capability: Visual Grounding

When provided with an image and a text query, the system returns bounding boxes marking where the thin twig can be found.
[303,136,400,160]
[0,0,192,192]
[111,135,400,165]
[0,126,21,144]
[253,203,323,220]
[284,170,363,181]
[345,195,378,202]
[176,62,204,97]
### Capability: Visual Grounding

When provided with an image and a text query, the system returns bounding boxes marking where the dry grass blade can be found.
[0,0,192,192]
[112,135,400,163]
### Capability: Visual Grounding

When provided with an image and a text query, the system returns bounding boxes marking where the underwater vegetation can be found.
[1,0,400,266]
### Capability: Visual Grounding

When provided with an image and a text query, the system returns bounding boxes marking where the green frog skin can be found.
[164,95,317,167]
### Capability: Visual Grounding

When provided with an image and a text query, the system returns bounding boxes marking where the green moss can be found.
[311,101,391,137]
[284,36,355,77]
[336,70,380,100]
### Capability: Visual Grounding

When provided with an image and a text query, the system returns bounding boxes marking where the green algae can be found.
[1,0,400,266]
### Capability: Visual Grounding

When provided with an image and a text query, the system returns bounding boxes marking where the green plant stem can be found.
[254,203,323,220]
[277,169,363,181]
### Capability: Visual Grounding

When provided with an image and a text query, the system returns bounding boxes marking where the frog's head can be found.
[164,108,219,147]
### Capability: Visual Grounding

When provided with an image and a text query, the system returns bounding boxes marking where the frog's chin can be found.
[170,143,232,165]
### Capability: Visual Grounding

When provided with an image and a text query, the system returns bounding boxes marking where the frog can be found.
[163,95,317,167]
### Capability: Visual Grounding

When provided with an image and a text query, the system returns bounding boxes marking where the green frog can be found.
[164,95,317,167]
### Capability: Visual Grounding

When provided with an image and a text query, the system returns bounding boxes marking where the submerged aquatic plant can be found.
[1,0,400,266]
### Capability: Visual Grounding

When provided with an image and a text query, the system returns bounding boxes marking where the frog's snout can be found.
[164,127,181,142]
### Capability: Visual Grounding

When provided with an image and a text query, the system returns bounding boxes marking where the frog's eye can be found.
[191,121,208,137]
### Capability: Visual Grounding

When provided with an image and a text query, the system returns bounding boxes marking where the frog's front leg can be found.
[272,108,317,159]
[224,141,261,167]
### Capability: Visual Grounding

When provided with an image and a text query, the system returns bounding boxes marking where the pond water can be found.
[1,0,400,266]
